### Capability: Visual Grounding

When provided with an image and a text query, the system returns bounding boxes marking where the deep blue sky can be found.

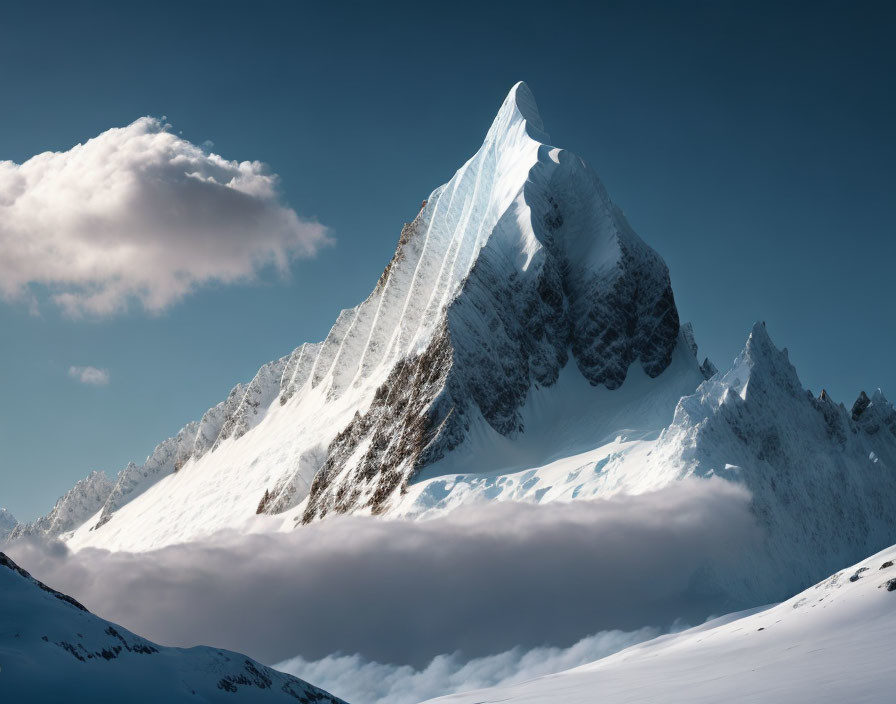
[1,1,894,520]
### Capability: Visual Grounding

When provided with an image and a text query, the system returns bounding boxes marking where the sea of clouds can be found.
[8,479,758,700]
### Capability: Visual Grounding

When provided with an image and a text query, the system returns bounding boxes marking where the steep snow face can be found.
[422,544,896,704]
[0,508,17,541]
[39,81,680,551]
[388,330,705,518]
[0,552,345,703]
[302,82,679,520]
[10,471,113,540]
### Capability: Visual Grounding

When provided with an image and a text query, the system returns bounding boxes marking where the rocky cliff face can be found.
[300,84,680,521]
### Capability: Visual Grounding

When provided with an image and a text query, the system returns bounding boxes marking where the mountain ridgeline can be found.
[9,83,896,591]
[301,83,680,522]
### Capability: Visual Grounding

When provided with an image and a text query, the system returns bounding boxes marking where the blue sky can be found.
[1,0,894,520]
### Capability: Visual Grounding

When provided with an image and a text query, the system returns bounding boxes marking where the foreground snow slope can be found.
[423,545,896,704]
[0,551,345,703]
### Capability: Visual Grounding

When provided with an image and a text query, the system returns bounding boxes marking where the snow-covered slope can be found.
[15,82,896,577]
[0,551,346,703]
[300,82,680,523]
[28,81,686,552]
[641,322,896,598]
[389,327,705,517]
[422,545,896,704]
[10,471,112,540]
[392,322,896,603]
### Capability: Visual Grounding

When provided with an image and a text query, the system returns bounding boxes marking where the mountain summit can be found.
[300,79,681,521]
[13,84,896,593]
[12,81,684,550]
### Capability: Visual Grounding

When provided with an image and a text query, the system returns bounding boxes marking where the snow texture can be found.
[643,322,896,600]
[421,543,896,704]
[0,551,345,703]
[15,83,896,580]
[30,82,681,550]
[10,471,113,540]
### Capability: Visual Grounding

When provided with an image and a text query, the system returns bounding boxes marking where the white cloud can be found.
[0,118,330,317]
[274,626,668,704]
[8,480,759,668]
[68,365,110,385]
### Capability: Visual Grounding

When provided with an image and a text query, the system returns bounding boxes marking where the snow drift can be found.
[421,543,896,704]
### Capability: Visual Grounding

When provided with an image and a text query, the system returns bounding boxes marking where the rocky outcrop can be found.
[852,389,896,437]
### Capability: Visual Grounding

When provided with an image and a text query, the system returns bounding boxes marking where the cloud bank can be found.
[8,479,758,668]
[274,626,667,704]
[68,365,110,385]
[0,118,330,316]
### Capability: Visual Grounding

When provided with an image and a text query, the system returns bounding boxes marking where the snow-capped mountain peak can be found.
[487,81,550,143]
[12,81,674,549]
[12,83,895,586]
[723,320,802,399]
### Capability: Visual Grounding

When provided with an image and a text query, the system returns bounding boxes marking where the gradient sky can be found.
[1,0,894,520]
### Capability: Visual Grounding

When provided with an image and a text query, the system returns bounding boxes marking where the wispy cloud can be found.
[68,365,110,385]
[0,118,331,317]
[8,480,758,668]
[274,626,669,704]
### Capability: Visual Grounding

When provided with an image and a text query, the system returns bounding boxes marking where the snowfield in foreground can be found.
[421,545,896,704]
[0,551,344,703]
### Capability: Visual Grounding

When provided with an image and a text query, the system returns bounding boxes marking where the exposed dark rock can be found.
[301,152,682,520]
[700,357,718,380]
[851,390,896,437]
[303,323,456,522]
[852,391,872,420]
[257,489,272,514]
